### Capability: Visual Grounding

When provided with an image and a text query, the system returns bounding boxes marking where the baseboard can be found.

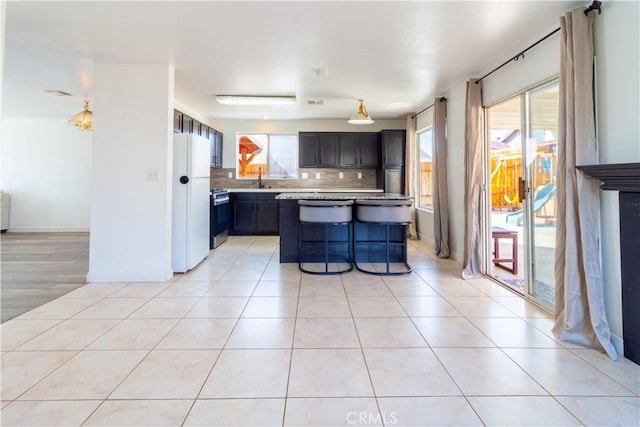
[87,270,173,283]
[416,232,462,263]
[5,226,90,232]
[417,231,435,247]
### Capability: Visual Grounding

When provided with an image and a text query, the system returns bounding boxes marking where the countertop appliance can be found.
[210,188,229,249]
[172,133,211,273]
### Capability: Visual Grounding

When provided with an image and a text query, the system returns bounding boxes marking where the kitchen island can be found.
[276,192,411,263]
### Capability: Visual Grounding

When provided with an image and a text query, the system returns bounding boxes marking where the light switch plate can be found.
[301,172,308,179]
[339,172,344,179]
[315,172,321,179]
[357,172,362,179]
[227,171,233,179]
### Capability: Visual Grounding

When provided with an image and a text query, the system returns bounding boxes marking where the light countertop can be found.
[275,192,410,200]
[227,188,384,193]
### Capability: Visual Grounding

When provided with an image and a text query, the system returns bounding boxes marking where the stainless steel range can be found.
[210,188,230,249]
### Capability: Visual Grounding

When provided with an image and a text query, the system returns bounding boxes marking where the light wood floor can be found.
[1,232,89,322]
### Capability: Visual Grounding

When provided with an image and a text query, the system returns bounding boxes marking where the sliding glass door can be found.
[484,80,559,310]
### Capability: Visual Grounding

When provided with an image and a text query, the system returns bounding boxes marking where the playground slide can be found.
[505,184,556,226]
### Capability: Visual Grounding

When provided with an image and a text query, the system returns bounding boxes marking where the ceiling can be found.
[3,1,582,122]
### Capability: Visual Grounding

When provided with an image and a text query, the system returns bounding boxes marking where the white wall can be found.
[1,119,91,231]
[594,0,640,349]
[0,1,5,153]
[411,1,638,350]
[88,63,174,282]
[210,118,405,168]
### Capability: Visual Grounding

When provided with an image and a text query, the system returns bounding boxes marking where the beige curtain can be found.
[433,98,449,258]
[405,115,418,239]
[553,7,617,359]
[462,80,484,278]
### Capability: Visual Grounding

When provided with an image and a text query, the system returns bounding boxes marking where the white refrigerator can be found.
[172,133,211,273]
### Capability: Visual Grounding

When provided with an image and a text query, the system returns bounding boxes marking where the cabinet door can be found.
[256,194,279,234]
[384,168,404,194]
[201,126,209,139]
[339,133,359,167]
[230,194,256,233]
[182,116,194,134]
[209,131,223,168]
[359,133,379,167]
[192,120,201,136]
[299,133,319,167]
[173,111,183,133]
[382,130,406,168]
[214,132,223,168]
[318,133,339,167]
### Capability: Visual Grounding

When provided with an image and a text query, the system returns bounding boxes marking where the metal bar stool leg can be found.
[353,199,413,275]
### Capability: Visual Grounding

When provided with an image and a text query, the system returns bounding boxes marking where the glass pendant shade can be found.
[348,100,374,125]
[68,100,93,131]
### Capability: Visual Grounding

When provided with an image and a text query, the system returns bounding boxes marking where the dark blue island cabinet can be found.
[277,194,410,264]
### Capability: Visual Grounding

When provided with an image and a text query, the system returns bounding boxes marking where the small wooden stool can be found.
[491,226,518,274]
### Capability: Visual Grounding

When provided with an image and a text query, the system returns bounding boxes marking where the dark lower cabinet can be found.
[231,194,256,233]
[256,194,279,233]
[279,199,406,263]
[230,193,279,235]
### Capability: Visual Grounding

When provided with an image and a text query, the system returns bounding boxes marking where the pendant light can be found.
[68,100,93,131]
[348,99,374,125]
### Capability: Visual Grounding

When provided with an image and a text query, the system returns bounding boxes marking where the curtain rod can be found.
[411,97,447,119]
[475,0,602,84]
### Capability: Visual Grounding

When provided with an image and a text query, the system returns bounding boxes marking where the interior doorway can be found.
[484,80,559,310]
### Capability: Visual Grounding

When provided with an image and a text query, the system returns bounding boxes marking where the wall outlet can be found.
[227,171,233,179]
[301,172,308,179]
[339,172,344,179]
[315,172,321,179]
[146,169,159,182]
[357,172,362,179]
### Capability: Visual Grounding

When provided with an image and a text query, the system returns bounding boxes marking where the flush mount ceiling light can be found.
[348,99,374,125]
[215,94,297,105]
[68,100,93,131]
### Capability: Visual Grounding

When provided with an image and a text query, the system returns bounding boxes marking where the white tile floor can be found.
[1,236,639,426]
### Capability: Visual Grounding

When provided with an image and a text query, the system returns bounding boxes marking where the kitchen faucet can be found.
[258,167,265,189]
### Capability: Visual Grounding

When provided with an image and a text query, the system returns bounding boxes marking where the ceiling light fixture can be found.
[68,100,93,131]
[348,99,374,125]
[215,94,297,105]
[45,89,73,97]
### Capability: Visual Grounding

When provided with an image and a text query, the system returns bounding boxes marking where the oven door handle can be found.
[214,196,229,205]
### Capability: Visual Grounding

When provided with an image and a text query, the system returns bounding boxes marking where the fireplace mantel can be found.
[577,162,640,192]
[577,162,640,364]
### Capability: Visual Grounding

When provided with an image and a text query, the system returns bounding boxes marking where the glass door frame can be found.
[481,77,558,312]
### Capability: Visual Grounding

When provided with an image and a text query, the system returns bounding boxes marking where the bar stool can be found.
[298,200,354,275]
[354,199,413,275]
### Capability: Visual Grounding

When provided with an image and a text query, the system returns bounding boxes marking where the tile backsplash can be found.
[210,168,378,190]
